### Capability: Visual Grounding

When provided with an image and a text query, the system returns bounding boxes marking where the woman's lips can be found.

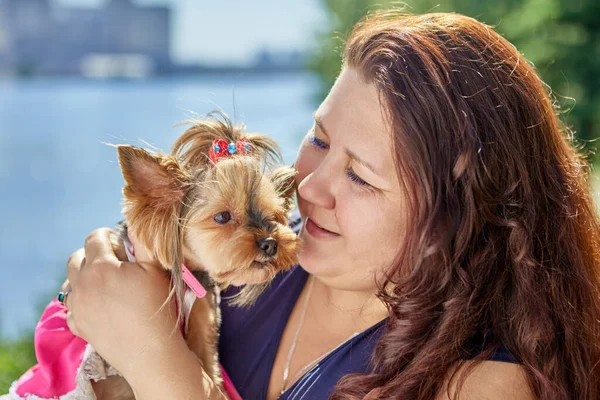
[305,217,340,238]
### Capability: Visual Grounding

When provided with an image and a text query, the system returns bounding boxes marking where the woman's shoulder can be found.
[436,360,534,400]
[444,338,529,398]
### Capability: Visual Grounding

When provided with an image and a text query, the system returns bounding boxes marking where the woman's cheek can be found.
[338,195,375,242]
[295,143,321,186]
[333,189,355,236]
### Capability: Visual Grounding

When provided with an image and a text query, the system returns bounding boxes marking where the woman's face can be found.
[295,68,407,291]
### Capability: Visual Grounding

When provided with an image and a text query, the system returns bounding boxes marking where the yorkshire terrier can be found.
[3,113,300,400]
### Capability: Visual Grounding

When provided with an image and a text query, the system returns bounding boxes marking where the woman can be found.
[64,10,600,399]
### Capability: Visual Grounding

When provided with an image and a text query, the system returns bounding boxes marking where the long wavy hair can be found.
[329,10,600,400]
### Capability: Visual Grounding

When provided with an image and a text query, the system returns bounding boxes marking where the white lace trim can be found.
[1,343,123,400]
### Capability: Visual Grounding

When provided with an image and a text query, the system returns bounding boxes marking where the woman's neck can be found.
[308,275,389,334]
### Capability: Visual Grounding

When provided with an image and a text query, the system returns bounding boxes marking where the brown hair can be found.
[330,10,600,399]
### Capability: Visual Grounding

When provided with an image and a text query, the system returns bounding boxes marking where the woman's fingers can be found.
[63,278,80,337]
[60,279,70,293]
[65,309,80,337]
[84,228,119,266]
[59,227,188,377]
[66,228,119,339]
[68,228,119,289]
[66,248,85,286]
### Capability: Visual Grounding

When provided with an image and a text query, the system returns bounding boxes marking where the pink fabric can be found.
[14,298,87,398]
[9,298,242,399]
[220,366,242,400]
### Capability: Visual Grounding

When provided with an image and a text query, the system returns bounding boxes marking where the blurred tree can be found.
[309,0,600,159]
[0,335,35,393]
[0,281,62,392]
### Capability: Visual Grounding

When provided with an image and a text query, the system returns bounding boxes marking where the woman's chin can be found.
[298,254,381,292]
[297,253,339,278]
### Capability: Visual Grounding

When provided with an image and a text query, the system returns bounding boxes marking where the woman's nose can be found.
[297,165,335,210]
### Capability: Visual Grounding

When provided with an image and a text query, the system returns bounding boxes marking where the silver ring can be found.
[58,287,72,305]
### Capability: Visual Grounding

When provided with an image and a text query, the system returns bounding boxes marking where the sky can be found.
[55,0,329,65]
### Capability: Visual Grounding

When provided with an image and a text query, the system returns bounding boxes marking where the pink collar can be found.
[181,264,207,298]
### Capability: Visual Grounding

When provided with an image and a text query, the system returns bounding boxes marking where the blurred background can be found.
[0,0,598,390]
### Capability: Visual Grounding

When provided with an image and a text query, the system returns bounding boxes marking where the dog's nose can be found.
[258,238,278,257]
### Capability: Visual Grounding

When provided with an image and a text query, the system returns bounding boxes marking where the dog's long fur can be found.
[89,113,300,399]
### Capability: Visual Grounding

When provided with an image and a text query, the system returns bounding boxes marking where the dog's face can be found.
[182,156,299,286]
[117,144,300,289]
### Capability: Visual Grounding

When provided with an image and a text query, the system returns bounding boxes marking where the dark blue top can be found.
[218,210,516,399]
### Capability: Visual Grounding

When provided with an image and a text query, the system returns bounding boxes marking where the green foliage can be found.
[0,334,35,393]
[309,0,600,158]
[308,0,397,101]
[0,279,62,393]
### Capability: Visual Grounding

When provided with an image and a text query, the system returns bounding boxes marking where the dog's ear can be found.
[117,145,192,327]
[117,145,192,278]
[269,165,297,212]
[117,145,191,202]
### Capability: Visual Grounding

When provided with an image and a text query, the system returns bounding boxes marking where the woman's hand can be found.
[64,228,226,398]
[65,228,178,373]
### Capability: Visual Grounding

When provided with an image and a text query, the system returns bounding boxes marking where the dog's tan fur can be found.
[78,114,299,399]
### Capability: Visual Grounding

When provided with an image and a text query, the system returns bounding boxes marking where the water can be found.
[0,72,319,338]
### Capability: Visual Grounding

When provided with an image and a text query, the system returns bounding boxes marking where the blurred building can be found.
[0,0,172,77]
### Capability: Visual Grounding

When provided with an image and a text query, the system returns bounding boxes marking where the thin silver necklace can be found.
[279,275,359,396]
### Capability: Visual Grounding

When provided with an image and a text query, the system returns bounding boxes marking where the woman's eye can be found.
[346,167,370,187]
[307,134,372,189]
[308,136,329,150]
[214,211,232,224]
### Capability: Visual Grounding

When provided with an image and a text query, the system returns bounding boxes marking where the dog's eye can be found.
[214,211,232,224]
